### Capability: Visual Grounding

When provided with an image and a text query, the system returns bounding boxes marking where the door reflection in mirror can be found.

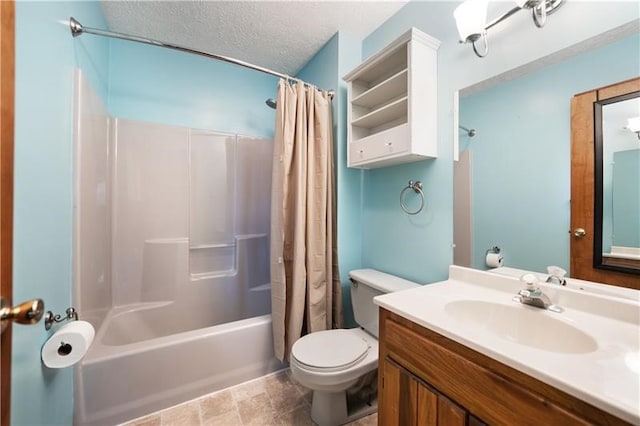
[595,92,640,272]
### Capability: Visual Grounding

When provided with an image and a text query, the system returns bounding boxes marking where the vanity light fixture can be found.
[454,0,566,58]
[453,0,489,57]
[626,116,640,140]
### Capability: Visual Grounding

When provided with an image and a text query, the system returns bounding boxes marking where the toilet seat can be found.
[291,329,370,372]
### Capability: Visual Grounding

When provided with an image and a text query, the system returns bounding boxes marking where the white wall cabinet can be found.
[343,28,440,169]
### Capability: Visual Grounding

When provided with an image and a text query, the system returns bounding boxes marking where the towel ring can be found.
[400,180,425,215]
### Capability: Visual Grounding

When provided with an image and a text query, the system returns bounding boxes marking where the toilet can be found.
[290,269,420,426]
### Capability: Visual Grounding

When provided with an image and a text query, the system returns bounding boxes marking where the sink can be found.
[444,300,598,354]
[375,265,639,423]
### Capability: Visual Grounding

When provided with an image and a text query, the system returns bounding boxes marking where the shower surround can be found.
[72,71,282,425]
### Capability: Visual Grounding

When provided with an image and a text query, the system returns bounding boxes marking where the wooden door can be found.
[570,77,640,289]
[0,1,15,425]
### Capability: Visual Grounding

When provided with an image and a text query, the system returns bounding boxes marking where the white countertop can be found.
[374,265,640,424]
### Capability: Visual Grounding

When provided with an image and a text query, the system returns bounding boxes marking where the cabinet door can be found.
[436,394,466,426]
[380,357,421,425]
[416,380,438,425]
[348,123,409,167]
[381,358,470,426]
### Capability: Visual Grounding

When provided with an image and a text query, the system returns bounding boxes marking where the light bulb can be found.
[453,0,488,43]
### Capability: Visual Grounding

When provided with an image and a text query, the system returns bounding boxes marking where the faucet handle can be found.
[520,273,538,289]
[518,273,541,297]
[546,266,567,285]
[547,266,566,278]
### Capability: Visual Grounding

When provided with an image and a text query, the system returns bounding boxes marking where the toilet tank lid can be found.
[349,269,420,293]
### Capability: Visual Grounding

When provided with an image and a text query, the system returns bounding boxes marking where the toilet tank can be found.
[348,269,419,338]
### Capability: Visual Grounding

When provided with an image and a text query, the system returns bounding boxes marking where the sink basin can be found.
[444,300,598,354]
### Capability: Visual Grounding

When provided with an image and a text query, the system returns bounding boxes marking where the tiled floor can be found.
[121,369,377,426]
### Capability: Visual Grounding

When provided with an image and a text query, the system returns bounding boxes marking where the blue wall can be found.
[13,2,109,425]
[611,150,640,249]
[359,3,458,285]
[335,33,365,327]
[108,39,278,137]
[353,1,638,284]
[460,35,639,273]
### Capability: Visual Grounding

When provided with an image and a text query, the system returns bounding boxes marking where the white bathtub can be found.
[72,104,278,425]
[74,312,283,426]
[74,235,281,425]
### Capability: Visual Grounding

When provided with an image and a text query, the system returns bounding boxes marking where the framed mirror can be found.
[571,77,640,289]
[594,91,640,274]
[453,32,640,290]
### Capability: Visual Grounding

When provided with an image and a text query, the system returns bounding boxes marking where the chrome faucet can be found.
[513,273,563,313]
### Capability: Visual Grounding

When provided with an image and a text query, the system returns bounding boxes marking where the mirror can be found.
[594,93,640,273]
[453,33,639,287]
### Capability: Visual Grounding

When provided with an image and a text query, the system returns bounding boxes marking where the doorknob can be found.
[573,228,587,237]
[0,297,45,334]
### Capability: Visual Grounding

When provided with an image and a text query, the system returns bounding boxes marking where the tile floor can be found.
[121,369,377,426]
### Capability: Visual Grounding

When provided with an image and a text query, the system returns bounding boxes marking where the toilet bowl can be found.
[291,328,378,425]
[291,328,378,390]
[289,269,419,426]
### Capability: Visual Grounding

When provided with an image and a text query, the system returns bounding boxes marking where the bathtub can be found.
[74,236,283,425]
[74,312,284,426]
[72,106,279,424]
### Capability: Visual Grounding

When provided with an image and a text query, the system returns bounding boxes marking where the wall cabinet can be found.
[343,28,440,169]
[378,308,631,426]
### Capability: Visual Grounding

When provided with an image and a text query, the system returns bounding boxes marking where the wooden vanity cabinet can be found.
[378,309,631,426]
[381,358,484,426]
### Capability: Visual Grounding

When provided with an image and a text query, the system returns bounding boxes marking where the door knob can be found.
[573,228,587,237]
[0,297,45,334]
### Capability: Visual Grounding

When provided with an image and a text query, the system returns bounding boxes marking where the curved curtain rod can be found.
[68,17,334,99]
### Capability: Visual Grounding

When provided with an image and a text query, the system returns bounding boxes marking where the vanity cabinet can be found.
[381,358,484,425]
[378,308,631,426]
[343,28,440,169]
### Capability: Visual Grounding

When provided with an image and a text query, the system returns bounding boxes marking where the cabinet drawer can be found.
[384,317,589,426]
[349,124,408,165]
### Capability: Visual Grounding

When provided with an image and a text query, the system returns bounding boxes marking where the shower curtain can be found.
[270,79,342,362]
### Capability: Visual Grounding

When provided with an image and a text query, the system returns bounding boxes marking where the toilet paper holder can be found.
[44,307,78,331]
[486,246,501,255]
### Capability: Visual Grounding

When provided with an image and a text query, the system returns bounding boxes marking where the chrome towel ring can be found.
[400,180,425,215]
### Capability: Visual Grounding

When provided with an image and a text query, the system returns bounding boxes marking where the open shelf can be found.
[351,97,408,129]
[352,69,408,109]
[344,28,440,169]
[350,47,407,86]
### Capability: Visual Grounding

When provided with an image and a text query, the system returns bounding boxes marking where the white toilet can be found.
[290,269,419,426]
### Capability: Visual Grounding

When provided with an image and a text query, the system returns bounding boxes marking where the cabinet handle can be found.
[385,142,392,146]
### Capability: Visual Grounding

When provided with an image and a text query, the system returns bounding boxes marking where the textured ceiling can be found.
[100,1,409,76]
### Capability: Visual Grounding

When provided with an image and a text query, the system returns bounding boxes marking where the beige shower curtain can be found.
[270,79,342,362]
